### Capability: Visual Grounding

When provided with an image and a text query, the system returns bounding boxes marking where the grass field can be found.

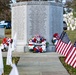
[65,30,76,44]
[3,57,12,75]
[60,57,76,75]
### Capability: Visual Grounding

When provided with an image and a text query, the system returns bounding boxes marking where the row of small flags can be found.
[0,33,19,75]
[53,31,76,68]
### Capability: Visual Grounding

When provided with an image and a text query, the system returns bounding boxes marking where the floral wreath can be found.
[52,33,59,45]
[1,37,13,51]
[28,35,47,53]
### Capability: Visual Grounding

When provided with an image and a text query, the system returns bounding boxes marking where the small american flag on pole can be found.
[65,46,76,68]
[53,31,76,68]
[55,31,72,56]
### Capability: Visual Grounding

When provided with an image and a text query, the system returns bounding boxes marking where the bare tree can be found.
[0,0,11,20]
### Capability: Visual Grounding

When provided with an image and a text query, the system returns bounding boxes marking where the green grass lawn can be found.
[3,57,12,75]
[59,57,76,75]
[65,30,76,44]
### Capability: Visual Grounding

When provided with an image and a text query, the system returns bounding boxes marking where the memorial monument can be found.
[11,1,63,52]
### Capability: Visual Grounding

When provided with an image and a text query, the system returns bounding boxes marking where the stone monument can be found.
[12,1,63,52]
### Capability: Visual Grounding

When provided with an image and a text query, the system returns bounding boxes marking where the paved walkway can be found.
[9,52,70,75]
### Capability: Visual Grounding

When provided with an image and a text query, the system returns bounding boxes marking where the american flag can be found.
[65,46,76,68]
[56,31,72,56]
[55,32,76,68]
